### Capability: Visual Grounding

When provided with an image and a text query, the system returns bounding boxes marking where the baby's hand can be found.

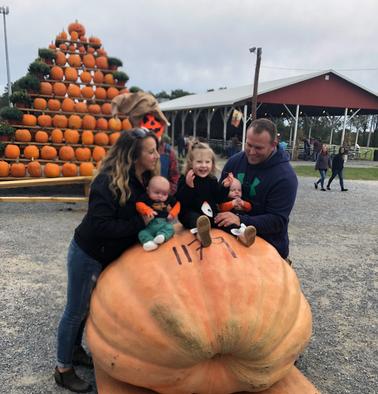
[167,214,173,221]
[186,169,195,188]
[233,198,243,209]
[222,172,234,188]
[147,211,158,219]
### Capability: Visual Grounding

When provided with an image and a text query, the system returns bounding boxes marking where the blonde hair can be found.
[184,140,217,176]
[94,129,159,206]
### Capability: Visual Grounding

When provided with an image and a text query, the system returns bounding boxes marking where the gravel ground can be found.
[0,176,377,394]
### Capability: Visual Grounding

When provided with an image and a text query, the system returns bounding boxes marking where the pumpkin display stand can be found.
[87,226,319,394]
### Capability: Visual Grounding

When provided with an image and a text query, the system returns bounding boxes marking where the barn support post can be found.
[191,109,201,139]
[242,104,248,151]
[206,108,216,140]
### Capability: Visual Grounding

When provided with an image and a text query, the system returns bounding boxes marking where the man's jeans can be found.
[57,239,102,368]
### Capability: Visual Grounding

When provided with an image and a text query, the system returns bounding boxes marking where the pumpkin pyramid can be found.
[0,20,133,179]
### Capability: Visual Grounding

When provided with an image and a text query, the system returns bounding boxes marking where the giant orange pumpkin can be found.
[68,21,86,37]
[87,229,314,394]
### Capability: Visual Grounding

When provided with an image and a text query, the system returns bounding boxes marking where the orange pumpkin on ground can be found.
[27,161,42,177]
[62,162,78,177]
[87,228,314,394]
[35,131,49,143]
[5,144,20,159]
[23,114,37,127]
[81,130,94,145]
[64,129,80,144]
[93,71,104,84]
[40,82,53,95]
[0,160,10,177]
[15,129,32,142]
[94,132,109,146]
[79,162,94,176]
[92,146,106,162]
[68,115,82,129]
[10,162,26,177]
[53,82,67,97]
[52,115,68,129]
[50,66,64,80]
[61,98,75,112]
[108,117,122,131]
[41,145,57,160]
[34,98,47,110]
[96,118,108,130]
[47,99,61,111]
[23,145,40,160]
[75,147,91,161]
[82,115,96,130]
[109,132,120,145]
[59,146,75,161]
[51,128,64,143]
[38,114,52,128]
[44,162,60,177]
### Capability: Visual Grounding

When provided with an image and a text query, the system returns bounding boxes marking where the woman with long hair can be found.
[54,129,159,393]
[314,143,331,191]
[327,146,348,191]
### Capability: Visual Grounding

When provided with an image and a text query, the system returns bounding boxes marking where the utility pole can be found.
[0,5,11,104]
[249,47,262,121]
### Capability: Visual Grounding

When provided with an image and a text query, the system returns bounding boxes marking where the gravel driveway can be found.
[0,176,377,394]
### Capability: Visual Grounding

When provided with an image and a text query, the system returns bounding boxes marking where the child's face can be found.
[191,150,213,178]
[228,179,242,199]
[147,182,169,202]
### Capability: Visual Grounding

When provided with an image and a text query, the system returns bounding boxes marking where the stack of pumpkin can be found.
[0,20,132,179]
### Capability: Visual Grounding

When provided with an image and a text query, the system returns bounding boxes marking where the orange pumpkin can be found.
[64,129,80,144]
[101,103,112,115]
[65,67,78,81]
[87,47,95,54]
[48,42,56,50]
[109,132,120,145]
[52,115,68,129]
[70,31,79,41]
[47,99,61,111]
[94,87,107,100]
[55,52,67,66]
[23,145,40,159]
[41,145,57,160]
[40,81,53,95]
[38,114,52,127]
[53,82,67,97]
[10,162,26,177]
[82,115,96,130]
[88,104,101,114]
[22,114,37,127]
[81,86,94,99]
[61,98,75,112]
[59,146,75,161]
[67,84,81,98]
[15,129,32,142]
[51,128,64,143]
[74,102,88,113]
[68,114,82,129]
[75,147,91,161]
[79,162,94,176]
[50,66,64,80]
[83,54,96,68]
[104,73,114,85]
[80,71,92,83]
[68,44,76,53]
[108,117,122,131]
[35,130,49,143]
[81,130,94,145]
[0,160,10,177]
[59,30,67,40]
[68,21,86,37]
[68,54,82,67]
[97,48,107,57]
[95,56,108,69]
[87,229,313,394]
[62,162,78,177]
[27,161,42,177]
[107,87,119,100]
[59,43,68,51]
[78,46,86,54]
[89,36,102,47]
[93,70,104,84]
[122,118,133,131]
[92,146,106,162]
[94,132,109,146]
[34,98,47,110]
[79,35,88,43]
[44,162,60,177]
[96,118,108,131]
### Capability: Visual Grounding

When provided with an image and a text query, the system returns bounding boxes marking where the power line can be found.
[262,65,378,71]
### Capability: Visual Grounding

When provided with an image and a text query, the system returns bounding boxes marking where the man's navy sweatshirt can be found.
[220,148,298,258]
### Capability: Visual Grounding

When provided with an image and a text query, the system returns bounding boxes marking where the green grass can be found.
[294,166,378,181]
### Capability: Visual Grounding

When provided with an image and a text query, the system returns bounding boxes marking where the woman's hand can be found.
[214,211,240,227]
[222,172,234,188]
[185,169,195,188]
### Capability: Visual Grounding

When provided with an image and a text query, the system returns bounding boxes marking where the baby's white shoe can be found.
[143,241,158,251]
[154,234,165,244]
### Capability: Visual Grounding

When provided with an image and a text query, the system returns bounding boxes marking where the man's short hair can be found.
[248,118,277,142]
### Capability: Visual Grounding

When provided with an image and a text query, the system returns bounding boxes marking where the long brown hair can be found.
[184,140,217,176]
[96,128,159,205]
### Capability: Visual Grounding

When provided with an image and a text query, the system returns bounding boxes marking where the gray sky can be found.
[1,0,378,96]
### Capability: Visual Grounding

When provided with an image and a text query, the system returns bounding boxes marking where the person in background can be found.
[54,129,160,393]
[327,147,348,191]
[314,144,331,191]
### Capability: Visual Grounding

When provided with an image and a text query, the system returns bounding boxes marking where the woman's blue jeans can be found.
[57,239,102,368]
[328,169,344,189]
[316,169,327,188]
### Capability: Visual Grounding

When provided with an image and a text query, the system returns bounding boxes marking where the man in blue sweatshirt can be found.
[215,118,298,259]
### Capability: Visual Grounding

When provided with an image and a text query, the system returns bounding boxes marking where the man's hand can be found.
[214,211,240,227]
[185,169,195,188]
[222,172,234,188]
